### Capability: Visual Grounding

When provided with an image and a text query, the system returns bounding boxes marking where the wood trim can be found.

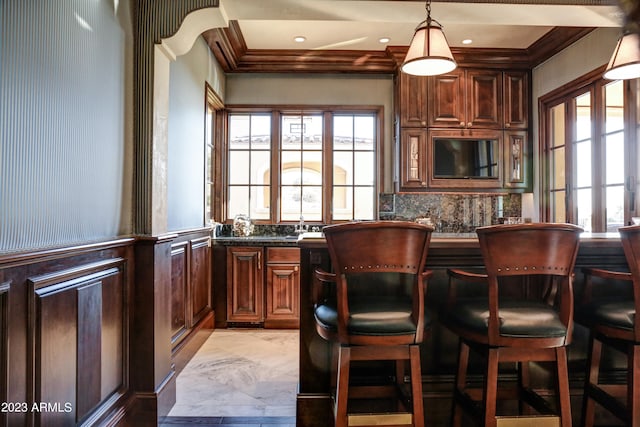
[526,27,596,67]
[0,282,9,427]
[0,238,136,269]
[204,21,595,73]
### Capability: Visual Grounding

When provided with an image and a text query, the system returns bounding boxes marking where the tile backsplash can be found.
[218,193,522,236]
[379,193,522,233]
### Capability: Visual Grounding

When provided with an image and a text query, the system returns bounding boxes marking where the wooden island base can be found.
[296,233,627,427]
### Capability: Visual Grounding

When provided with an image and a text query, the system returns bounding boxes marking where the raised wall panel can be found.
[170,242,189,345]
[28,259,127,426]
[99,269,125,401]
[190,238,211,325]
[77,282,103,418]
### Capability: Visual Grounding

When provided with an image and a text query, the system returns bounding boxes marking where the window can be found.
[228,113,272,220]
[541,71,638,232]
[225,108,380,224]
[205,83,224,222]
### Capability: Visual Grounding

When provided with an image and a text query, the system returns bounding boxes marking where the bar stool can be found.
[577,224,640,426]
[442,223,582,427]
[313,221,434,427]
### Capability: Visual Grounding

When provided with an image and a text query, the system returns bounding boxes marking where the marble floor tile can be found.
[169,329,299,418]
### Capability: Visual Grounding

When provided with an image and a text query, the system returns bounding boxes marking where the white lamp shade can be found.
[401,23,457,76]
[604,32,640,80]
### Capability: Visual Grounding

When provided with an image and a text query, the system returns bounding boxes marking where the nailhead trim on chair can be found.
[497,266,569,272]
[343,264,416,271]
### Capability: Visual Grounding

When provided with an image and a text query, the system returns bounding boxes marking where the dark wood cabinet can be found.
[504,71,529,129]
[227,246,264,324]
[399,128,428,191]
[265,247,300,328]
[429,69,502,129]
[396,66,530,192]
[399,72,429,128]
[218,244,301,328]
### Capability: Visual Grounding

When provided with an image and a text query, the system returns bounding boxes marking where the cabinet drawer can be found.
[267,247,300,263]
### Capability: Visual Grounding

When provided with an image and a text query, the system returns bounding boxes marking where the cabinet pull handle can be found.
[257,251,261,269]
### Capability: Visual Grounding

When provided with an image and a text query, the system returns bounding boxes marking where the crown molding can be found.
[203,21,595,73]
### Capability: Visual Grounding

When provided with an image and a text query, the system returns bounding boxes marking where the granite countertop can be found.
[213,235,302,246]
[214,231,622,247]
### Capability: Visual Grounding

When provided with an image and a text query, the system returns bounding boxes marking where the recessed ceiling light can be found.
[379,37,391,44]
[462,39,473,45]
[294,36,306,43]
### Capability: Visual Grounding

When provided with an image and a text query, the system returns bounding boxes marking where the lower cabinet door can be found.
[265,247,300,328]
[226,246,264,324]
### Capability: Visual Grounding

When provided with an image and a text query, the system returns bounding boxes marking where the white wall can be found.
[167,36,226,231]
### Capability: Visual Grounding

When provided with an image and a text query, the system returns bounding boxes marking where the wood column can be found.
[130,234,177,425]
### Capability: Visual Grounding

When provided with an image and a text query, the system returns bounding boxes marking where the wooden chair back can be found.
[322,221,433,344]
[476,223,583,345]
[619,224,640,341]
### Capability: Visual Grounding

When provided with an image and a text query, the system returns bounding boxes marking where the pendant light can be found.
[401,0,457,76]
[604,31,640,80]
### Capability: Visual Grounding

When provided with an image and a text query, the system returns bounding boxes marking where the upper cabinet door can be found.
[399,72,429,128]
[466,70,502,129]
[428,69,465,128]
[503,71,529,129]
[429,69,501,129]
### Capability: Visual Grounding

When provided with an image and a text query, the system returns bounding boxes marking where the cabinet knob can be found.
[294,266,299,272]
[421,121,426,126]
[459,121,465,127]
[506,123,511,128]
[467,122,472,127]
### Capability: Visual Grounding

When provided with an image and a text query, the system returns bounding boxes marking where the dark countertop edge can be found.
[298,232,622,248]
[213,232,622,248]
[212,236,301,246]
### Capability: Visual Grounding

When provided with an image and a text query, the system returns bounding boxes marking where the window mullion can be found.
[625,80,638,223]
[272,111,281,223]
[592,86,604,232]
[323,111,333,224]
[565,100,575,224]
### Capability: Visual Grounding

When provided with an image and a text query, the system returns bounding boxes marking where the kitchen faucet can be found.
[295,216,307,234]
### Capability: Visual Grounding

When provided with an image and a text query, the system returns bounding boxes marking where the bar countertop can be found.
[297,230,622,249]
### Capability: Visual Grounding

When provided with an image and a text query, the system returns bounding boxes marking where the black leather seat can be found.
[445,298,569,338]
[441,223,583,427]
[313,221,433,427]
[576,224,640,427]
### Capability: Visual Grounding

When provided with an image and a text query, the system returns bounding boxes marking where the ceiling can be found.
[217,0,623,51]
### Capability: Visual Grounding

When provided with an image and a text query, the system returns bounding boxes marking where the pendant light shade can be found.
[604,32,640,80]
[401,1,456,76]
